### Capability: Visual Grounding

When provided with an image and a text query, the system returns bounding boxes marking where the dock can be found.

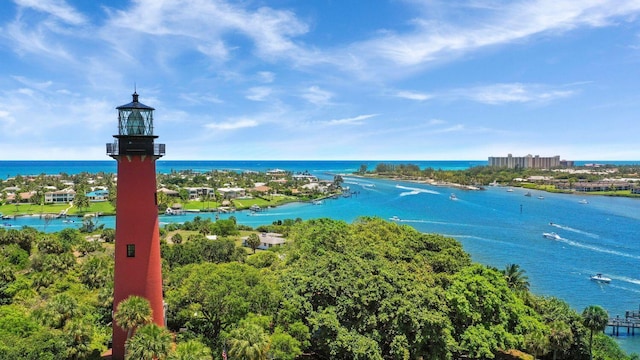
[606,309,640,336]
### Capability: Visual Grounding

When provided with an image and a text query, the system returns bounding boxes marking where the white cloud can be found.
[459,83,576,104]
[14,0,87,25]
[302,86,333,105]
[322,114,378,126]
[258,71,276,83]
[178,92,223,105]
[246,87,272,101]
[5,20,73,59]
[396,90,432,101]
[349,1,640,68]
[104,0,309,62]
[205,118,259,130]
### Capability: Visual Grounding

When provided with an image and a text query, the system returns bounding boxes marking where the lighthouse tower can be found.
[107,92,165,360]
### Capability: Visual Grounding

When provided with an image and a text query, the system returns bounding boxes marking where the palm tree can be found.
[169,339,212,360]
[246,233,261,254]
[524,329,549,360]
[582,305,609,360]
[114,296,153,345]
[65,319,93,360]
[227,323,270,360]
[548,321,573,360]
[44,293,80,329]
[502,263,530,292]
[125,323,172,360]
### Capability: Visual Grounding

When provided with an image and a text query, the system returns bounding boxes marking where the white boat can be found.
[506,188,514,192]
[449,193,458,200]
[543,232,561,240]
[579,199,589,204]
[390,216,400,221]
[590,273,611,283]
[537,196,544,200]
[312,200,324,205]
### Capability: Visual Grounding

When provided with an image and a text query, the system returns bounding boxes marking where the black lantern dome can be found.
[107,92,165,158]
[116,92,155,136]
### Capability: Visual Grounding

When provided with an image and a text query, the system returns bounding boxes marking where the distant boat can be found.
[449,193,458,200]
[390,216,400,221]
[312,200,324,205]
[524,192,532,197]
[506,188,514,192]
[590,273,611,283]
[538,196,544,200]
[579,199,589,204]
[543,232,561,240]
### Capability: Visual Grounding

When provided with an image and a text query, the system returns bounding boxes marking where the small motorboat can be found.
[543,232,561,240]
[449,193,458,200]
[579,199,589,204]
[590,273,611,283]
[390,216,400,221]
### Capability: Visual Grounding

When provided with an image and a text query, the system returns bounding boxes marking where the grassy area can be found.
[68,202,115,216]
[0,201,115,217]
[1,195,305,217]
[0,203,70,216]
[163,229,252,253]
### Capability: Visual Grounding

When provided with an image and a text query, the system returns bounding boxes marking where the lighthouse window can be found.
[127,244,136,257]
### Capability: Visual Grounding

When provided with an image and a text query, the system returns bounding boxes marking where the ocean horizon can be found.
[1,159,639,180]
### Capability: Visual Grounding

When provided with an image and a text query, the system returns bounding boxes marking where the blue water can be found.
[0,160,486,179]
[2,160,640,354]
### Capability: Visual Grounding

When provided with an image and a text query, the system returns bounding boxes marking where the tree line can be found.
[0,218,634,359]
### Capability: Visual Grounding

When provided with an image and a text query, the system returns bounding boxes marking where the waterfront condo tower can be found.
[106,92,166,360]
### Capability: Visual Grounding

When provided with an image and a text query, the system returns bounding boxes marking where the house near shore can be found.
[217,187,246,199]
[185,187,215,200]
[242,232,286,250]
[253,185,271,194]
[157,187,179,197]
[45,188,76,204]
[87,189,109,202]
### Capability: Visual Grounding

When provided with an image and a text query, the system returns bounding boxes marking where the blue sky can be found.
[1,0,640,161]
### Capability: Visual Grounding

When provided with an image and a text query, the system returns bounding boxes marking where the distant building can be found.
[242,232,286,250]
[488,154,562,169]
[559,159,574,167]
[217,187,246,199]
[45,188,76,204]
[185,187,214,200]
[87,189,109,202]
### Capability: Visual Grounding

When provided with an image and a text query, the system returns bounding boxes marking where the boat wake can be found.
[247,212,290,217]
[611,275,640,287]
[559,238,640,260]
[550,223,599,239]
[395,185,440,197]
[400,219,474,227]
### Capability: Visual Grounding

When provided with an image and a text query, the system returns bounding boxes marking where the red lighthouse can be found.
[107,92,165,360]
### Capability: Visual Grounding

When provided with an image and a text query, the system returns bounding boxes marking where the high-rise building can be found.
[488,154,561,169]
[106,92,166,360]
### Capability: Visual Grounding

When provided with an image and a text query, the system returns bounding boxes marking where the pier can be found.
[607,309,640,336]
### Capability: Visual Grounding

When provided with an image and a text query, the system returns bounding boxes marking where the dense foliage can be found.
[0,218,635,359]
